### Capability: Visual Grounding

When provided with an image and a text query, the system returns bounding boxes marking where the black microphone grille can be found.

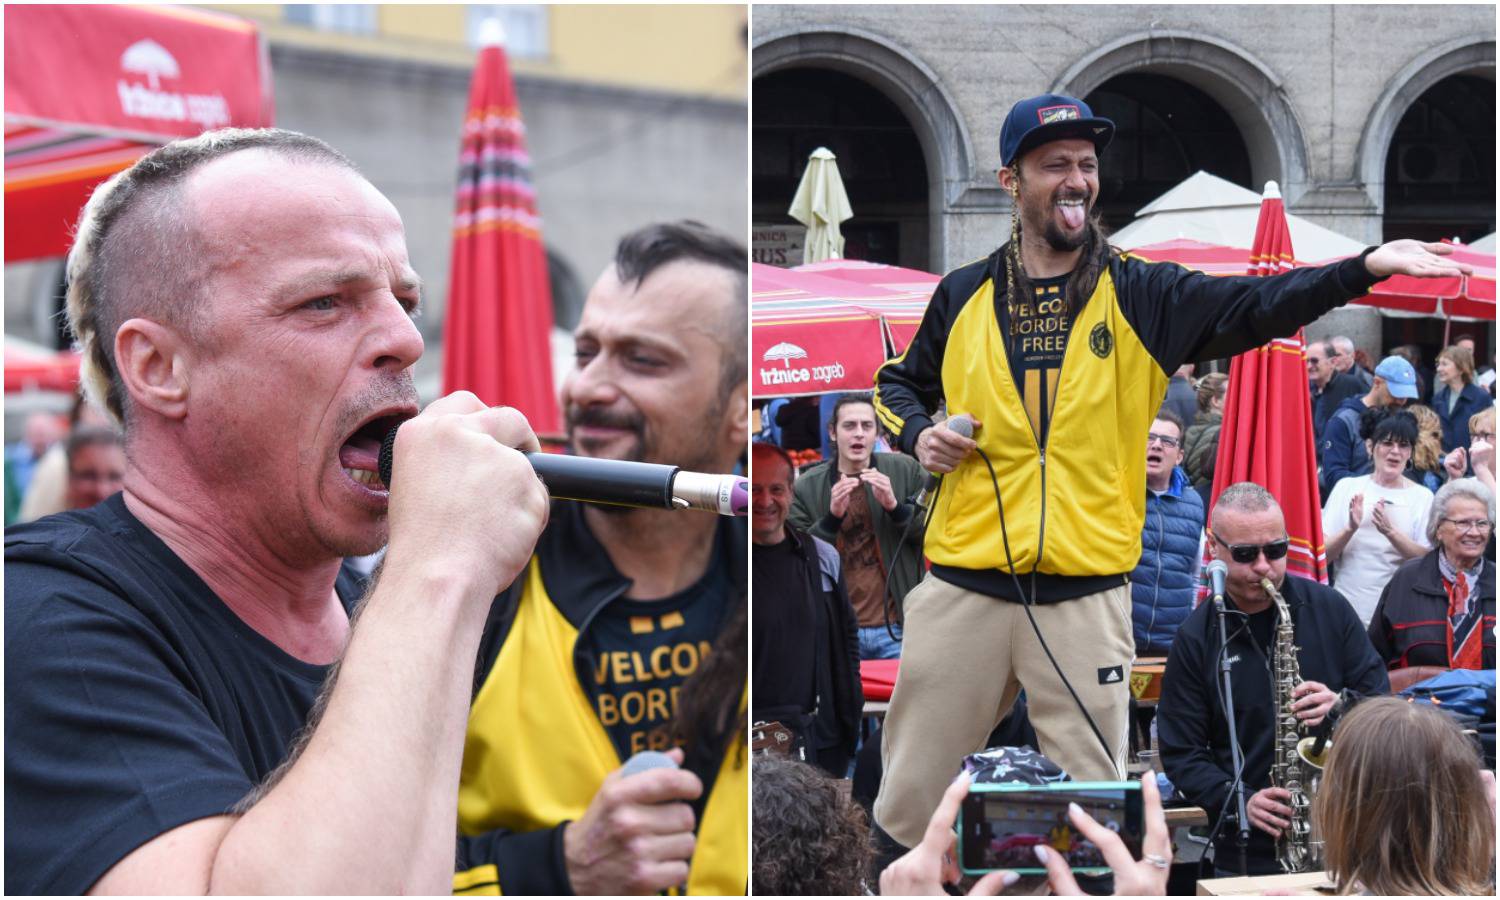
[378,423,401,488]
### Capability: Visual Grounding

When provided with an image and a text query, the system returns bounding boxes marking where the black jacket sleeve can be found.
[828,564,864,755]
[1336,594,1392,700]
[1156,619,1233,819]
[1117,250,1381,373]
[1366,581,1398,669]
[455,825,573,895]
[874,260,989,454]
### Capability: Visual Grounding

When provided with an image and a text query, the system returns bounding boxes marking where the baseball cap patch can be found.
[1038,105,1081,124]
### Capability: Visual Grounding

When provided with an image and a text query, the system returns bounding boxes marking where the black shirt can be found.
[1155,576,1389,872]
[582,543,728,762]
[4,494,361,895]
[750,536,817,723]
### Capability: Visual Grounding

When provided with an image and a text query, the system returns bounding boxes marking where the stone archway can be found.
[1355,37,1496,214]
[1054,30,1311,204]
[753,27,974,269]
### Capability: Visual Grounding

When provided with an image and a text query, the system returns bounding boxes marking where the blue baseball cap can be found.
[1374,355,1419,399]
[999,93,1115,168]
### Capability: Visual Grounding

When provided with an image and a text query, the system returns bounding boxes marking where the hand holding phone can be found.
[1031,774,1172,896]
[877,773,1021,896]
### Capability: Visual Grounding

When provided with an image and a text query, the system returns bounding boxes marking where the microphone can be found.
[377,424,747,516]
[1206,560,1229,603]
[914,414,974,510]
[619,749,679,778]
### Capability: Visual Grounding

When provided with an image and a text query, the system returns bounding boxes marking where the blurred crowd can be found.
[5,391,123,525]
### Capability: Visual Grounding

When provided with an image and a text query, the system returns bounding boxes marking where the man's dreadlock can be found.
[1001,166,1116,336]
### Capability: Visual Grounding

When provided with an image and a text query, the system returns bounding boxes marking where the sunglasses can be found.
[1212,532,1290,564]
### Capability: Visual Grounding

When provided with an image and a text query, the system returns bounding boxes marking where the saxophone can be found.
[1262,577,1329,873]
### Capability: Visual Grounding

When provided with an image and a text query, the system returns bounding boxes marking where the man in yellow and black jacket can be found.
[452,222,749,895]
[869,91,1473,854]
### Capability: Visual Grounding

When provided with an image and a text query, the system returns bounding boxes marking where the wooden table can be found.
[1197,871,1334,895]
[1164,805,1208,827]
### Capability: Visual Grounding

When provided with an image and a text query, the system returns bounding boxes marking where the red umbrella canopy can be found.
[5,4,273,262]
[751,263,888,398]
[792,259,939,355]
[442,29,559,433]
[1208,185,1328,586]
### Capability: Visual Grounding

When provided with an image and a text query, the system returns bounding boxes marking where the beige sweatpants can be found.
[872,573,1133,849]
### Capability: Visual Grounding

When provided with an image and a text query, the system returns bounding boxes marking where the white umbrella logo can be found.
[121,39,180,90]
[763,342,808,368]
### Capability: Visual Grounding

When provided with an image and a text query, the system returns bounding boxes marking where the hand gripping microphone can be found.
[914,414,974,511]
[378,423,748,516]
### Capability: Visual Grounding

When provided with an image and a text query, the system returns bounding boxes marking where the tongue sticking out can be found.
[1059,202,1085,230]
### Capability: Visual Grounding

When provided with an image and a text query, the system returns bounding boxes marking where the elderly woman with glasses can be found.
[1323,410,1435,625]
[1368,478,1495,692]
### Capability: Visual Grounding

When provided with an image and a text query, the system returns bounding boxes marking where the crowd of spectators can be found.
[752,333,1494,894]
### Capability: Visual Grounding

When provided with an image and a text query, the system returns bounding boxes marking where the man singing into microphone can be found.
[454,222,748,895]
[869,91,1469,857]
[1156,483,1387,875]
[5,129,550,894]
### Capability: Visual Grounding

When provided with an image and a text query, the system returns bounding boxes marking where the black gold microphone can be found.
[377,424,747,516]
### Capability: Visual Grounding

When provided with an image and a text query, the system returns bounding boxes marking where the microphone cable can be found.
[971,445,1115,767]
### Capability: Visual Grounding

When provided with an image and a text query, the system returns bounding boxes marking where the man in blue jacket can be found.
[1131,410,1204,655]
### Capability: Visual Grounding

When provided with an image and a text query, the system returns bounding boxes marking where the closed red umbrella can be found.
[442,22,559,433]
[1209,183,1328,585]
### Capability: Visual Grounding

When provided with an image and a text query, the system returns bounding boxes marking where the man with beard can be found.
[454,222,749,895]
[5,130,551,894]
[869,92,1471,857]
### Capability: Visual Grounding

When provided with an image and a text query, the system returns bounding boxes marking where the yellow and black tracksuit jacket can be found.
[453,501,747,895]
[874,244,1379,602]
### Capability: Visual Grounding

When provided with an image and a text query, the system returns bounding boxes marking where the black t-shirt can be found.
[749,537,817,722]
[583,542,729,762]
[998,274,1074,446]
[4,494,361,895]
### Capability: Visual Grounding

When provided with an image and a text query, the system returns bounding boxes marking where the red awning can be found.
[5,4,273,262]
[792,259,939,355]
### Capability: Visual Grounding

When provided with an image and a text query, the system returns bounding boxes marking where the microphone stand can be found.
[1213,591,1251,878]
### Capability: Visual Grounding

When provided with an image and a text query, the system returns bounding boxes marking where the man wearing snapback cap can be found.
[1319,354,1420,495]
[870,91,1471,855]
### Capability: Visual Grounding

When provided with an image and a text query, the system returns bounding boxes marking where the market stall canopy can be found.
[5,4,273,262]
[792,259,939,355]
[5,337,81,394]
[752,263,922,399]
[1110,171,1366,263]
[1469,232,1495,254]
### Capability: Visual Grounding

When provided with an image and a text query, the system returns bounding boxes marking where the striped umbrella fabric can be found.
[1131,239,1497,323]
[1208,182,1329,586]
[792,259,938,355]
[441,22,558,432]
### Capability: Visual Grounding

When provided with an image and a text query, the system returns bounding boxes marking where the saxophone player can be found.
[1155,483,1389,876]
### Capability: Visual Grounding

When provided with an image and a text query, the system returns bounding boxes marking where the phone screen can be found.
[960,785,1142,873]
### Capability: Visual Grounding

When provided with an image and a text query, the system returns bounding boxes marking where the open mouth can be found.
[1146,452,1164,467]
[338,409,413,491]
